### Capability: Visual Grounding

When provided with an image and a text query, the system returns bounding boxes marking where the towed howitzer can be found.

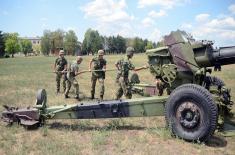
[1,30,235,142]
[139,30,235,137]
[146,31,235,88]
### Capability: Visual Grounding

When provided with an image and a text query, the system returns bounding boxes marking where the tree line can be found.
[41,28,156,56]
[81,28,156,55]
[0,28,157,57]
[41,29,81,56]
[0,31,33,57]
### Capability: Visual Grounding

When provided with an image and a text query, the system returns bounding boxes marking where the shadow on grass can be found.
[206,135,227,148]
[48,121,146,131]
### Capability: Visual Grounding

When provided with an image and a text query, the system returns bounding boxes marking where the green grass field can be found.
[0,55,235,155]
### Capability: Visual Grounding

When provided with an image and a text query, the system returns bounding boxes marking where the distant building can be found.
[22,37,41,45]
[21,37,41,55]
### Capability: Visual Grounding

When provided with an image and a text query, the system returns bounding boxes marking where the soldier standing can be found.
[115,47,148,100]
[89,50,107,100]
[54,50,67,94]
[65,56,83,100]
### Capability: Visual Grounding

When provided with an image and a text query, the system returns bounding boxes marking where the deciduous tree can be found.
[5,33,20,57]
[21,39,32,56]
[82,28,103,55]
[41,30,51,55]
[64,30,79,55]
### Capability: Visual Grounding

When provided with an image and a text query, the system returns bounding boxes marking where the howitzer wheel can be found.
[165,84,218,142]
[205,76,225,90]
[209,76,225,87]
[36,89,47,108]
[130,73,140,84]
[206,76,233,117]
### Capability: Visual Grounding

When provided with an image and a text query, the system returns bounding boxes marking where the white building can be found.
[21,37,41,55]
[22,37,41,45]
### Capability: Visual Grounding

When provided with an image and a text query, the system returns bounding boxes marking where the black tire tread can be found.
[165,84,218,142]
[36,89,47,106]
[208,76,225,87]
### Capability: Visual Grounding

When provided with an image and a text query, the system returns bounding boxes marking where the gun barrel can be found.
[212,46,235,66]
[195,46,235,67]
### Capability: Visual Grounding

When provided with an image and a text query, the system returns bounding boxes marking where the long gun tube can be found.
[212,46,235,66]
[195,46,235,67]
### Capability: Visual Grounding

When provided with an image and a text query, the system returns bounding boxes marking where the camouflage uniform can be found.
[115,57,135,99]
[90,57,107,99]
[55,57,67,93]
[65,61,80,98]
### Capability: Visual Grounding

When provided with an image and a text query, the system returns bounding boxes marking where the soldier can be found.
[54,50,67,94]
[115,47,148,100]
[89,50,107,100]
[65,56,83,100]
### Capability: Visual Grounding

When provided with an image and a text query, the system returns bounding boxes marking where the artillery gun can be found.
[2,30,235,142]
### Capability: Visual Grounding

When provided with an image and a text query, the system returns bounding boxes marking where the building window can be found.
[33,40,36,44]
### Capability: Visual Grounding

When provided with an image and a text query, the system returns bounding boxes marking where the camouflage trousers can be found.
[56,72,66,92]
[91,75,105,96]
[115,77,132,100]
[65,76,79,97]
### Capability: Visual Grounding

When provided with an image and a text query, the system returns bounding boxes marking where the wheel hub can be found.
[176,102,200,129]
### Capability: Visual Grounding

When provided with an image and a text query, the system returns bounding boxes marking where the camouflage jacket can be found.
[67,61,80,79]
[116,57,135,79]
[91,57,106,78]
[55,57,67,71]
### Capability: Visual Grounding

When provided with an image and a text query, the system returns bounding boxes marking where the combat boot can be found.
[65,94,70,99]
[100,95,103,101]
[91,94,95,99]
[56,89,60,94]
[75,95,80,101]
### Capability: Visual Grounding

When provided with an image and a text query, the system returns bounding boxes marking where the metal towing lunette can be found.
[2,30,235,142]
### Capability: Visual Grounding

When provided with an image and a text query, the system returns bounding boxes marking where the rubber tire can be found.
[207,76,232,115]
[165,84,218,142]
[211,76,224,86]
[130,73,140,84]
[208,76,225,87]
[206,76,230,102]
[36,89,47,107]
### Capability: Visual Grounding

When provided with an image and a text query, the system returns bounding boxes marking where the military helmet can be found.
[126,47,135,56]
[98,50,104,56]
[59,50,64,55]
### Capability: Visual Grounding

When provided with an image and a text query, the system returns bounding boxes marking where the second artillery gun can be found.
[2,30,235,142]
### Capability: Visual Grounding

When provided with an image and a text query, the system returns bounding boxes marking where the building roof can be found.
[21,37,41,40]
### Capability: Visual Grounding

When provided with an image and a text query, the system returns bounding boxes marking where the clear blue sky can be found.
[1,0,235,46]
